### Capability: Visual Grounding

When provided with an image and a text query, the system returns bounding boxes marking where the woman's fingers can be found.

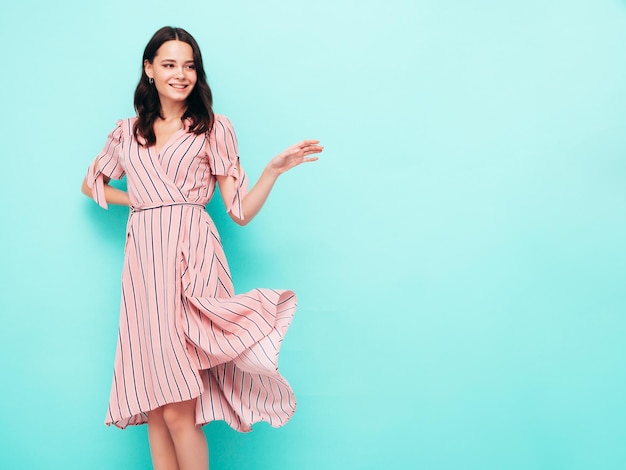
[269,141,323,174]
[292,141,323,155]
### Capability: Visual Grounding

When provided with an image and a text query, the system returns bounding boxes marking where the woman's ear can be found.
[144,59,153,80]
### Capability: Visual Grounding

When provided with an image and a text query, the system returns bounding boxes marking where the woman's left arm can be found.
[216,139,323,226]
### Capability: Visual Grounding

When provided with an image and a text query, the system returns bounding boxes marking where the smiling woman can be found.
[80,26,323,470]
[145,41,199,152]
[146,41,198,102]
[132,27,214,151]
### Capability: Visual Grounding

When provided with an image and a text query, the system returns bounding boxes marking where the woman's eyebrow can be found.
[159,58,194,64]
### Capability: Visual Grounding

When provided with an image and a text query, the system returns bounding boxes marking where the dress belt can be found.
[130,202,206,213]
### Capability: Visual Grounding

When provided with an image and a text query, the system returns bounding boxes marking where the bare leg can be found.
[148,407,180,470]
[162,398,209,470]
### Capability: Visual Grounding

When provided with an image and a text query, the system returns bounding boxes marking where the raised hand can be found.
[266,140,324,175]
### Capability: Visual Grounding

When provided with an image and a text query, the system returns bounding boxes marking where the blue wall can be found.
[1,1,625,468]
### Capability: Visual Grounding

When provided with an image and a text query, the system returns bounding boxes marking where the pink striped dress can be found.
[86,114,296,432]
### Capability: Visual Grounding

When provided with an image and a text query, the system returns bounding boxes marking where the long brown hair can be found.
[133,26,214,145]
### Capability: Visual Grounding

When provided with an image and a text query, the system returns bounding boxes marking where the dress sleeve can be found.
[206,115,249,220]
[85,121,126,209]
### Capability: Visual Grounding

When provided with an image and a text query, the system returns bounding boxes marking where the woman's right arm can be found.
[81,176,130,206]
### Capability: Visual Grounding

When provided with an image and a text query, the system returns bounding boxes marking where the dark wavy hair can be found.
[133,26,214,146]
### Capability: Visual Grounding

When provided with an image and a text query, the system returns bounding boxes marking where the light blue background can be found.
[1,1,625,469]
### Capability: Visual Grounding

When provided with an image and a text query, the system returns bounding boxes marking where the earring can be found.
[148,77,154,84]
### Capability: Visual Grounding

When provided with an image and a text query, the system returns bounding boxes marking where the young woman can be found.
[82,26,322,470]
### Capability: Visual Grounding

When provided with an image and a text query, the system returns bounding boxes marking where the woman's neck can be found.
[159,100,187,123]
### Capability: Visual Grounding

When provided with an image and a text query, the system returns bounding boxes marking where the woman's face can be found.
[144,40,197,105]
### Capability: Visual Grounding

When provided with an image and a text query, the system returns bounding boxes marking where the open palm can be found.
[267,140,324,175]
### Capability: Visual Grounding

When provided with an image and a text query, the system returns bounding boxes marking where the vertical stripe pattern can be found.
[86,115,296,432]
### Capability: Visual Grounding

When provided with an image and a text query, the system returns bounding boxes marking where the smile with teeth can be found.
[170,84,188,90]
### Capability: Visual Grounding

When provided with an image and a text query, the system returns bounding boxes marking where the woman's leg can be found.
[161,398,209,470]
[148,407,180,470]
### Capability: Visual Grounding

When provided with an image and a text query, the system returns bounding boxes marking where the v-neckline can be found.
[152,126,184,156]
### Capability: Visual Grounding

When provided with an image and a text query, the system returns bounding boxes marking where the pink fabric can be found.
[87,115,296,431]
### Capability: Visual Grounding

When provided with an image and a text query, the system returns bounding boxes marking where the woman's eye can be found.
[186,65,196,70]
